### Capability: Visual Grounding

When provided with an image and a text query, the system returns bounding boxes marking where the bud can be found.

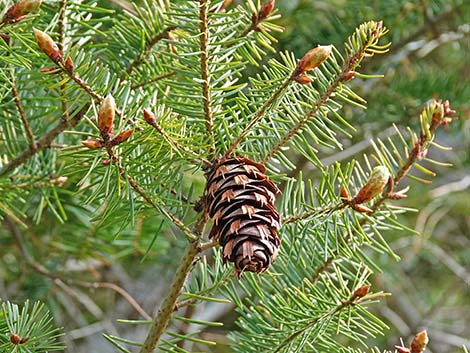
[143,108,156,125]
[2,0,42,24]
[296,45,333,73]
[33,28,63,63]
[19,337,29,344]
[10,334,21,344]
[101,159,111,165]
[342,70,356,81]
[410,330,428,353]
[293,73,313,84]
[258,0,275,21]
[81,139,104,149]
[97,95,116,135]
[340,185,350,200]
[111,129,133,146]
[352,166,390,204]
[352,204,373,214]
[431,101,445,128]
[352,285,370,300]
[64,56,74,72]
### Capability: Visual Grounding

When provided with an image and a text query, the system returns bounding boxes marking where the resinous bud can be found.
[352,166,390,204]
[33,28,63,63]
[297,45,333,72]
[97,95,116,136]
[2,0,42,24]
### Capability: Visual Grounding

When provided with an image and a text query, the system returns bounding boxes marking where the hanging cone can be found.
[205,156,281,276]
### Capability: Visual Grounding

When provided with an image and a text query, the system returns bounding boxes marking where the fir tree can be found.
[0,1,466,353]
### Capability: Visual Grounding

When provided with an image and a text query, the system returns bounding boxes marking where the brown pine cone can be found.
[205,156,281,276]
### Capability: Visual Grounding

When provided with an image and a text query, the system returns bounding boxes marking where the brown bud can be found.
[342,70,356,81]
[352,166,390,204]
[293,73,313,84]
[19,337,29,344]
[10,334,21,344]
[258,0,275,21]
[410,330,428,353]
[81,139,104,149]
[431,101,445,128]
[65,56,74,72]
[97,95,115,135]
[143,108,156,125]
[340,185,350,200]
[33,28,63,63]
[2,0,42,24]
[352,285,370,300]
[111,129,133,146]
[352,204,373,214]
[296,45,333,73]
[101,159,111,165]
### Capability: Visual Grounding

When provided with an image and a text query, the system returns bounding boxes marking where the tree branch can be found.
[224,75,293,157]
[121,26,177,82]
[199,0,216,155]
[11,76,36,150]
[0,103,90,177]
[131,71,176,90]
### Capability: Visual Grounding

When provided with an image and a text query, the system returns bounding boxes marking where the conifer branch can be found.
[264,22,387,162]
[104,145,197,241]
[121,26,177,81]
[273,286,371,353]
[224,75,293,157]
[11,77,36,150]
[0,103,91,177]
[131,71,176,89]
[311,101,457,283]
[58,0,69,122]
[61,67,104,102]
[144,109,212,166]
[199,0,216,155]
[140,240,200,353]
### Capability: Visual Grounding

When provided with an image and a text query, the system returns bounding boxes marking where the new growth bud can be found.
[143,108,157,125]
[97,95,116,136]
[258,0,275,21]
[111,129,133,146]
[2,0,42,24]
[352,166,390,204]
[81,139,104,149]
[352,285,370,300]
[296,45,333,72]
[33,28,63,63]
[410,330,428,353]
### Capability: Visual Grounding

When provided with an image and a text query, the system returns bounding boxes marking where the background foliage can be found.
[0,0,468,352]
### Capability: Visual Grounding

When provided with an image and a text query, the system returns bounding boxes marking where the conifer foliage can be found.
[0,0,461,353]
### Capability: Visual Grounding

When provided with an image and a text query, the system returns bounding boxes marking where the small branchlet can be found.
[33,28,63,64]
[2,0,41,24]
[395,330,429,353]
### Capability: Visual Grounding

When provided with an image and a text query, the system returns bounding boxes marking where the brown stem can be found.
[224,76,293,157]
[121,26,177,82]
[139,239,200,353]
[62,69,104,102]
[199,0,216,156]
[282,204,344,224]
[131,71,176,89]
[263,40,374,163]
[11,77,36,150]
[0,103,90,177]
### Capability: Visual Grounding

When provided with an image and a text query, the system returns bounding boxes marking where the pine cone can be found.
[205,156,281,276]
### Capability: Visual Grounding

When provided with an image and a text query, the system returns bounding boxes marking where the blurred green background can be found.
[1,0,469,352]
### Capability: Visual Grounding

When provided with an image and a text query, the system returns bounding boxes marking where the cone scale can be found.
[204,156,281,276]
